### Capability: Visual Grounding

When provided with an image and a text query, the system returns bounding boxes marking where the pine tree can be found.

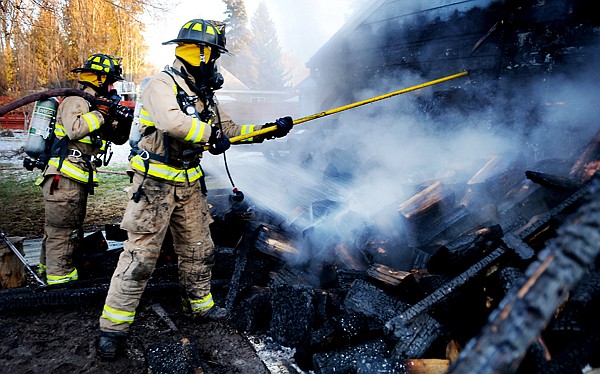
[221,0,258,88]
[250,2,290,90]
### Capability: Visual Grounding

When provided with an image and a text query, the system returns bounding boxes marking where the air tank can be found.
[129,77,151,151]
[25,98,59,158]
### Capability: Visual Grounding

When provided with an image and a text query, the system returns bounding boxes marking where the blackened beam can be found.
[525,170,581,193]
[150,304,178,332]
[384,173,597,339]
[146,339,204,373]
[418,204,470,245]
[501,174,596,260]
[225,222,264,311]
[312,339,390,373]
[516,177,594,242]
[391,313,444,359]
[447,175,600,374]
[384,246,505,339]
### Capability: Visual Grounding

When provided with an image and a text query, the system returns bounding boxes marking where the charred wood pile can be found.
[210,131,598,373]
[1,133,599,373]
[219,132,600,373]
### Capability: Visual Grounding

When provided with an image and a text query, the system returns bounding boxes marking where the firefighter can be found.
[97,18,293,360]
[38,53,127,285]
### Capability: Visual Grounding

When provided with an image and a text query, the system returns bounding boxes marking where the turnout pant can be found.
[40,175,87,284]
[99,174,215,333]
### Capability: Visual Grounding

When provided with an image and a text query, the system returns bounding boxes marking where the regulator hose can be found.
[213,100,244,202]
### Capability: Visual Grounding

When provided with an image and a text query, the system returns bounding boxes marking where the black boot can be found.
[97,331,127,360]
[201,306,231,322]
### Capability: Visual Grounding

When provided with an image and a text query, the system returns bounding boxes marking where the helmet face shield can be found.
[78,71,106,87]
[175,44,215,66]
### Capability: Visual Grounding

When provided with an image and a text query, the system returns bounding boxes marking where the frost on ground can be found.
[0,129,132,166]
[0,130,27,165]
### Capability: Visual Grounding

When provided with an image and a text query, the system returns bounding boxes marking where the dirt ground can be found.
[0,300,274,374]
[0,131,297,374]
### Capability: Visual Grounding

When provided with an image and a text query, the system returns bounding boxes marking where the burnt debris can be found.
[3,133,598,373]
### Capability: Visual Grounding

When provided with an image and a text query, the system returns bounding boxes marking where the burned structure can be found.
[306,0,600,135]
[1,0,600,373]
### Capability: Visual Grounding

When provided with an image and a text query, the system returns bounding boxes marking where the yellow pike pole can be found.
[225,71,468,145]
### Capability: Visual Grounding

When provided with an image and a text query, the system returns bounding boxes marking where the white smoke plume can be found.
[201,0,600,273]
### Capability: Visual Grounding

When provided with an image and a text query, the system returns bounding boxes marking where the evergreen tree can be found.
[221,0,258,88]
[250,2,290,90]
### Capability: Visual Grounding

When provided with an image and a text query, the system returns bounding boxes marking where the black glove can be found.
[103,105,134,146]
[265,116,293,139]
[94,97,116,120]
[208,125,230,155]
[115,105,134,121]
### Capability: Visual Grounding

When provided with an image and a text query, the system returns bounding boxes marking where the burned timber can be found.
[1,134,599,373]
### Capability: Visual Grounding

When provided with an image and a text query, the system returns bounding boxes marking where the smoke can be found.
[203,78,512,271]
[201,1,600,275]
[524,71,600,161]
[205,63,598,274]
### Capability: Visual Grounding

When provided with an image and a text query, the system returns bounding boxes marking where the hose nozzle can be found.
[232,187,244,202]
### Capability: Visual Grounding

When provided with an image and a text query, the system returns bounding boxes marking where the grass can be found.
[0,164,131,239]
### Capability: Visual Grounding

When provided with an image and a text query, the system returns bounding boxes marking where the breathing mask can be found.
[175,43,224,93]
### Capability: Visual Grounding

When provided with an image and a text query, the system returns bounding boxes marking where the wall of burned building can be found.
[306,0,600,138]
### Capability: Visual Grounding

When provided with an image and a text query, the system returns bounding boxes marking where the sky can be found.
[143,0,367,80]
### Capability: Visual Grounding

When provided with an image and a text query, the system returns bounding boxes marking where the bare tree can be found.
[0,0,168,97]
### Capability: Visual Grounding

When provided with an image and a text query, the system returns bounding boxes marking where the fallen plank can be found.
[366,263,411,287]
